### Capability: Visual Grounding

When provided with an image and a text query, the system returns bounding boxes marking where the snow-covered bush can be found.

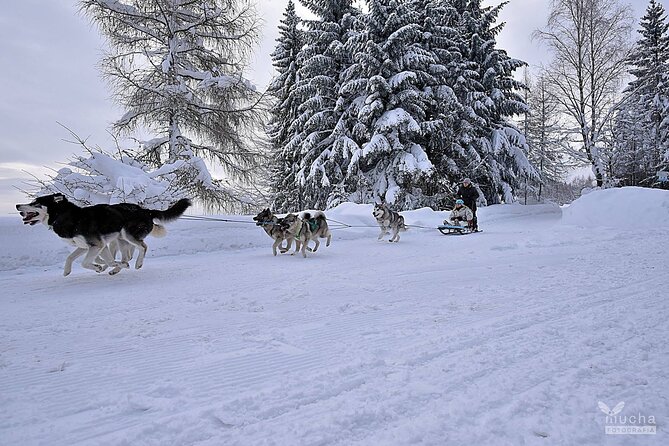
[36,149,187,208]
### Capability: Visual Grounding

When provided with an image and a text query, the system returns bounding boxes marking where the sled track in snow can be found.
[194,277,666,445]
[2,270,663,445]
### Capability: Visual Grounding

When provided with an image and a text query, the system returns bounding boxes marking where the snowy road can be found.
[1,194,667,445]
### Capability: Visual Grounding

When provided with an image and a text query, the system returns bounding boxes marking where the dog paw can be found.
[63,269,71,277]
[135,263,143,270]
[109,267,122,275]
[93,264,105,273]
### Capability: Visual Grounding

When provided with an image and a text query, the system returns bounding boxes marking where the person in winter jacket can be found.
[456,178,479,230]
[448,199,474,228]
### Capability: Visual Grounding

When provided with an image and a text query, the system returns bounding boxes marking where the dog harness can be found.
[307,219,318,232]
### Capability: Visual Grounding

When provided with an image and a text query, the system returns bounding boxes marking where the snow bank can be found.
[562,186,669,228]
[478,201,561,223]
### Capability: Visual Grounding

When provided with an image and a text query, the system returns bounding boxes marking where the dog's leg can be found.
[280,238,292,254]
[325,233,332,247]
[81,244,107,273]
[119,241,133,267]
[107,241,134,275]
[131,240,148,269]
[301,238,308,258]
[121,231,148,269]
[378,227,388,241]
[292,240,301,256]
[309,239,320,252]
[272,238,281,256]
[97,245,128,275]
[63,248,87,276]
[391,228,400,242]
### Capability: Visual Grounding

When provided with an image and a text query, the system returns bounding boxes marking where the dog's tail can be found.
[316,213,330,232]
[150,224,167,238]
[150,198,191,224]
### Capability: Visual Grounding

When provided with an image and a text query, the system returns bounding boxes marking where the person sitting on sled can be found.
[457,178,479,230]
[447,199,475,228]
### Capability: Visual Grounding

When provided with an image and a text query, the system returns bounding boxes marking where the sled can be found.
[437,224,481,235]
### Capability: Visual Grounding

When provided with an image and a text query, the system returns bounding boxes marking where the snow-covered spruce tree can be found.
[622,0,669,185]
[268,0,304,212]
[80,0,265,211]
[455,0,536,203]
[613,99,651,185]
[286,0,360,209]
[410,0,471,207]
[336,0,435,208]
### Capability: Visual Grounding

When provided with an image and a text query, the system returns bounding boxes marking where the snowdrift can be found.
[561,186,669,229]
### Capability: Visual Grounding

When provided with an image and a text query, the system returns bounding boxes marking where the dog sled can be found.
[437,223,481,235]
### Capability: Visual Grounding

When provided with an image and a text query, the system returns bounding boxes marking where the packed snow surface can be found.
[1,187,667,445]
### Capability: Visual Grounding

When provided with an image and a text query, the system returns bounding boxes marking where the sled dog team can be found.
[16,181,478,276]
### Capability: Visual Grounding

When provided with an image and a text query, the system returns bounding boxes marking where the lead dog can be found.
[253,208,294,256]
[372,203,406,242]
[16,194,191,276]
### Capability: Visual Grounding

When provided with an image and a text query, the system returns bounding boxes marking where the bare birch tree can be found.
[534,0,633,187]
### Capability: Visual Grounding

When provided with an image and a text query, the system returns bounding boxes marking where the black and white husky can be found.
[372,203,406,242]
[16,193,191,276]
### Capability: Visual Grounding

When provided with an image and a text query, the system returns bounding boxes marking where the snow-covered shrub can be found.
[36,150,187,208]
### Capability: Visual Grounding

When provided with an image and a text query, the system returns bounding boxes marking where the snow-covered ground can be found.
[1,187,667,445]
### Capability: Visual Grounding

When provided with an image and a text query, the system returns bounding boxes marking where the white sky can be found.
[0,0,655,213]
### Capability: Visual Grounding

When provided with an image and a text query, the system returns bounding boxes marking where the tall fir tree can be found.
[622,0,669,184]
[455,0,535,203]
[340,0,436,207]
[288,0,360,209]
[413,0,472,207]
[612,103,648,185]
[268,0,534,210]
[268,1,304,211]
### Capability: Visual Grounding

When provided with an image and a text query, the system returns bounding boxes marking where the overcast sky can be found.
[0,0,655,213]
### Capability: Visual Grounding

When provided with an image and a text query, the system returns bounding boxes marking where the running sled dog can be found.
[372,203,406,242]
[282,211,332,258]
[253,209,332,258]
[16,193,191,276]
[253,208,294,256]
